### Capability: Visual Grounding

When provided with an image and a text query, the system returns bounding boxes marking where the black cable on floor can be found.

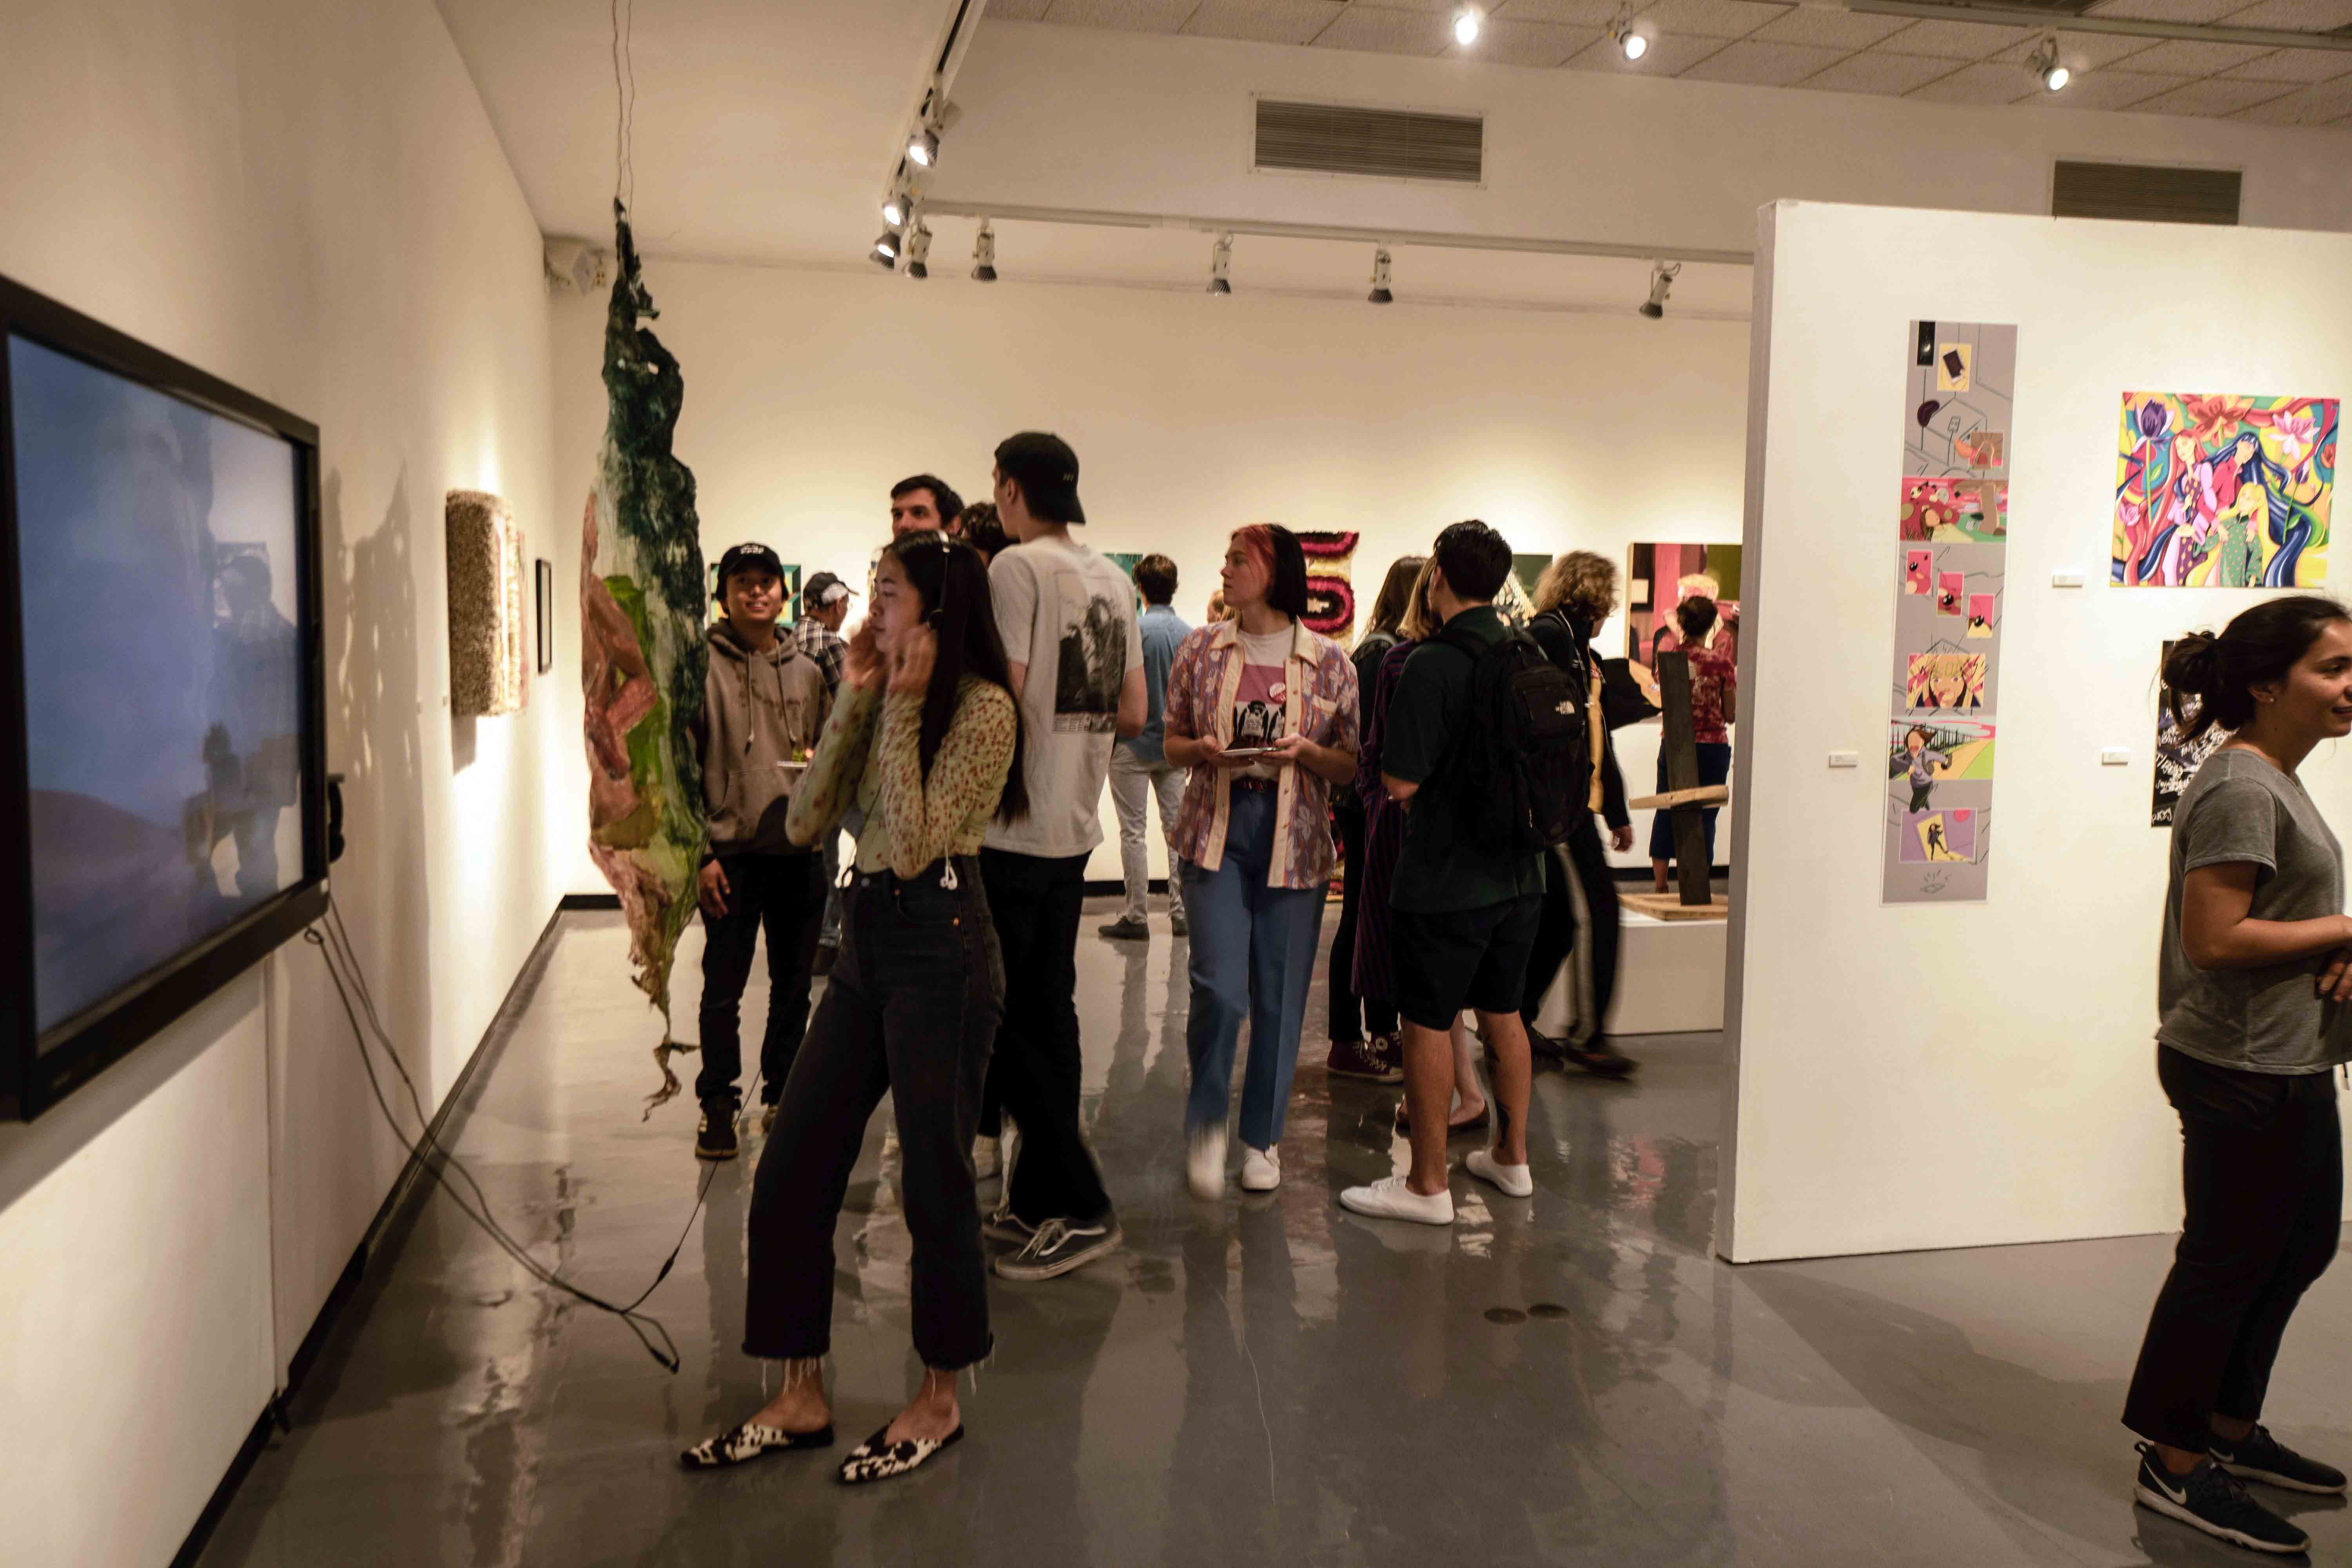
[305,893,752,1372]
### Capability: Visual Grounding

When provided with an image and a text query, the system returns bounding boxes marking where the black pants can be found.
[745,859,1002,1370]
[1521,817,1622,1038]
[695,850,823,1105]
[980,848,1112,1226]
[2122,1048,2342,1452]
[1328,802,1396,1044]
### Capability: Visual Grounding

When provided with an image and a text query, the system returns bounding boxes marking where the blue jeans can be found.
[1180,787,1328,1151]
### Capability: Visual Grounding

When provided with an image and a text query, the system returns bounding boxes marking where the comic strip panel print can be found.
[1886,719,1995,902]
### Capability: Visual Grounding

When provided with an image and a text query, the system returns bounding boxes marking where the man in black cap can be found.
[793,570,855,969]
[980,432,1147,1282]
[689,543,832,1160]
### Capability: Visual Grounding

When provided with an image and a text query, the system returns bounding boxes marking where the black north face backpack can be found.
[1431,621,1591,856]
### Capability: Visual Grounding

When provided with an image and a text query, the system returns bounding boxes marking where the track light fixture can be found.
[904,222,933,279]
[871,230,900,269]
[1611,8,1650,60]
[1368,247,1394,306]
[882,189,909,228]
[1209,232,1233,296]
[972,219,998,283]
[908,125,940,167]
[1639,260,1681,319]
[1452,5,1483,46]
[2028,35,2070,91]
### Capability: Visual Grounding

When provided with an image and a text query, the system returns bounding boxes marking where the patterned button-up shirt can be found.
[1164,618,1360,890]
[793,614,847,698]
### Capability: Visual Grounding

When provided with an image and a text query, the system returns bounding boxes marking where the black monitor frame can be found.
[0,275,328,1120]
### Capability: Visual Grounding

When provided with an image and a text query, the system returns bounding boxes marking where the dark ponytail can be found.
[2161,594,2351,741]
[1676,594,1720,643]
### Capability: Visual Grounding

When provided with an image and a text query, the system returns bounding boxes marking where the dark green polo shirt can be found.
[1383,605,1547,914]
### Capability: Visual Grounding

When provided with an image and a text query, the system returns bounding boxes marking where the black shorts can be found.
[1391,895,1543,1031]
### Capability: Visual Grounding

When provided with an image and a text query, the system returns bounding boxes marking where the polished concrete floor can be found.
[199,907,2352,1567]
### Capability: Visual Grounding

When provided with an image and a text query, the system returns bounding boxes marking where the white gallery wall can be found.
[1722,200,2352,1263]
[0,0,563,1561]
[548,261,1751,889]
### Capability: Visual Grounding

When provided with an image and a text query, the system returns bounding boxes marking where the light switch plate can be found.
[2052,570,2086,588]
[2102,748,2130,766]
[1828,750,1858,768]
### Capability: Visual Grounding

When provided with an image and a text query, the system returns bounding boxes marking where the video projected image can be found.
[10,334,305,1039]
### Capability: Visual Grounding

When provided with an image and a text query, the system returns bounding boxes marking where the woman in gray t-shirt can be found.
[2122,595,2352,1555]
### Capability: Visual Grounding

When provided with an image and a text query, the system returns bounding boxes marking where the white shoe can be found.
[1339,1174,1454,1226]
[1187,1125,1227,1200]
[1240,1145,1280,1192]
[1465,1149,1533,1199]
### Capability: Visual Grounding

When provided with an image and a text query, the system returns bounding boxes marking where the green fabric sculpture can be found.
[579,202,710,1112]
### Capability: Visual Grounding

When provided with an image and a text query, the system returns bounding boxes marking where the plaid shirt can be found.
[793,615,846,697]
[1165,619,1360,890]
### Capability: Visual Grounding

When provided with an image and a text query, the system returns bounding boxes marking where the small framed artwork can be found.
[534,558,554,674]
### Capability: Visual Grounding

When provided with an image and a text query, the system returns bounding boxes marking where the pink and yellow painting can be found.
[2114,392,2337,588]
[1906,650,1987,715]
[1900,477,2006,543]
[1966,594,1995,639]
[1936,573,1964,616]
[1904,549,1933,595]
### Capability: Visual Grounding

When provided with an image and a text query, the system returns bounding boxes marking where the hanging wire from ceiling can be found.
[610,0,637,209]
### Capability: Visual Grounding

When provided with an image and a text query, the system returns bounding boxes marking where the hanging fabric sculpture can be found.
[580,201,710,1112]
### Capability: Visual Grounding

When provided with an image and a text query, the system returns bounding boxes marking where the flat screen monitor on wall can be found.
[0,276,327,1119]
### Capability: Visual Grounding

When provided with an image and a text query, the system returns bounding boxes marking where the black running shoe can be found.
[2212,1425,2348,1495]
[2133,1445,2310,1555]
[696,1097,740,1161]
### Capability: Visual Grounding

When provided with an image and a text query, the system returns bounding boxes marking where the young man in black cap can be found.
[795,570,854,970]
[690,543,833,1160]
[981,431,1146,1281]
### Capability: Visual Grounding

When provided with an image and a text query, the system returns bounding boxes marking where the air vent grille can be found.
[1254,100,1483,184]
[2053,161,2241,226]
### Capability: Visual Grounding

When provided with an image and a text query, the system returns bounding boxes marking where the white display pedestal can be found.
[1535,905,1726,1039]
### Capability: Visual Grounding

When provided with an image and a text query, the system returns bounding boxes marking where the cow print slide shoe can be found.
[679,1421,835,1470]
[837,1423,966,1485]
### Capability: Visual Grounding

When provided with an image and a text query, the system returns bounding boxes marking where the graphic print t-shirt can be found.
[1230,625,1292,780]
[984,534,1145,857]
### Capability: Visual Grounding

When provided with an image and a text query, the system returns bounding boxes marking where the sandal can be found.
[838,1422,965,1485]
[679,1421,835,1470]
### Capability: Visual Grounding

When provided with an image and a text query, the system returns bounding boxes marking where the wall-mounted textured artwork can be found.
[535,558,554,674]
[1625,542,1741,668]
[446,489,528,717]
[1297,529,1358,638]
[2113,392,2338,588]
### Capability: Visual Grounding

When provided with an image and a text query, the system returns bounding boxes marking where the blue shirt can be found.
[1122,603,1192,765]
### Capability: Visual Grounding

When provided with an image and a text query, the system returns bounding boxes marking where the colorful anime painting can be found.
[1900,477,2007,543]
[1904,550,1933,595]
[1885,719,1994,902]
[1935,573,1964,616]
[1965,595,1995,639]
[2114,393,2337,588]
[1626,542,1741,668]
[1905,650,1987,715]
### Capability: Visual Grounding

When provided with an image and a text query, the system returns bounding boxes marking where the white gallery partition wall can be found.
[1720,201,2352,1263]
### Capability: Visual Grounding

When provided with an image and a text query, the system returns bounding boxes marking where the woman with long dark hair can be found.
[1327,556,1424,1082]
[2123,594,2352,1555]
[1163,524,1359,1197]
[682,533,1025,1486]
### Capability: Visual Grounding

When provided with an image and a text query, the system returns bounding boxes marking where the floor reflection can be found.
[196,906,2352,1568]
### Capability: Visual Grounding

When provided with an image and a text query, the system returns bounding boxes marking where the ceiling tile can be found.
[1041,0,1200,29]
[1633,0,1789,38]
[1906,60,2039,100]
[2130,76,2296,112]
[1340,0,1454,9]
[991,0,1056,17]
[1563,31,1726,69]
[2220,0,2352,27]
[2084,0,2245,21]
[1677,37,1847,79]
[1311,4,1456,52]
[1494,0,1622,19]
[2121,37,2274,71]
[1182,1,1349,43]
[1798,50,1958,91]
[1986,29,2159,68]
[2043,68,2190,105]
[2230,72,2352,116]
[1879,18,2033,57]
[1446,16,1603,61]
[2223,45,2352,79]
[1748,6,1910,45]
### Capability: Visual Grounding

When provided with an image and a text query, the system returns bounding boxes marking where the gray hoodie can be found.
[698,619,831,855]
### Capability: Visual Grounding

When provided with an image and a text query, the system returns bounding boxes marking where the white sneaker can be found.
[1339,1174,1454,1226]
[1465,1149,1533,1199]
[1187,1125,1227,1200]
[1240,1145,1280,1192]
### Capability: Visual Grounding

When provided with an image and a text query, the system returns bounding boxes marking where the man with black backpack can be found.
[1341,521,1584,1226]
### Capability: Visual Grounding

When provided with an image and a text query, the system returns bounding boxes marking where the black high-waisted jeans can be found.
[745,855,1004,1371]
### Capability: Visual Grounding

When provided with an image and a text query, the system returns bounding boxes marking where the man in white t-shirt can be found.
[980,431,1145,1283]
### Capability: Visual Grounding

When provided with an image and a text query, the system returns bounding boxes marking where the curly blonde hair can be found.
[1533,550,1617,629]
